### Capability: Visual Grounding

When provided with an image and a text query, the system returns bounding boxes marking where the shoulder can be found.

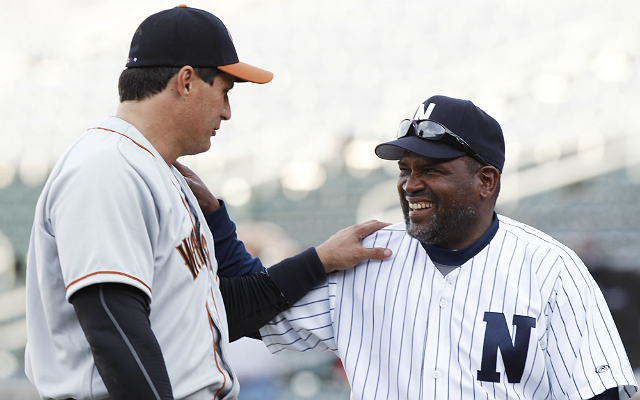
[498,215,571,252]
[361,221,411,248]
[44,119,170,214]
[56,118,161,183]
[379,221,406,233]
[496,214,588,278]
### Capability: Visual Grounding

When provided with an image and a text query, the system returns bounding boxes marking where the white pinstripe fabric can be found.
[260,216,637,400]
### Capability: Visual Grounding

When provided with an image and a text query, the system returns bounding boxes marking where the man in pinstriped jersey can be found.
[259,95,638,399]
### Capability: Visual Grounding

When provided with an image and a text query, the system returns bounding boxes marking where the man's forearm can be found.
[221,248,326,342]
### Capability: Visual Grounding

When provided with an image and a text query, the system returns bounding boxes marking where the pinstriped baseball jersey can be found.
[25,117,239,400]
[260,216,637,400]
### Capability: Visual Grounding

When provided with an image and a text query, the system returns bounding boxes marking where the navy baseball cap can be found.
[375,95,505,171]
[125,5,273,84]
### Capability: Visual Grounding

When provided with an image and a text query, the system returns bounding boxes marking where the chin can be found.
[197,140,213,154]
[184,144,211,157]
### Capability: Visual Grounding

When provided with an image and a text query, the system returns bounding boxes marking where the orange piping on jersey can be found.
[206,304,227,400]
[210,287,221,317]
[91,126,198,234]
[65,271,151,292]
[90,127,156,158]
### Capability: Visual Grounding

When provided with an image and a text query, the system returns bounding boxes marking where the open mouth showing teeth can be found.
[408,202,434,210]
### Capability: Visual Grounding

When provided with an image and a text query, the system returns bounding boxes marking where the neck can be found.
[421,212,500,266]
[435,209,496,250]
[115,94,182,166]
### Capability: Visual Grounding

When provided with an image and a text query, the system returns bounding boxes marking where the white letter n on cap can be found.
[414,102,436,120]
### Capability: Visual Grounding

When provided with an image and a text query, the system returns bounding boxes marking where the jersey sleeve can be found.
[259,282,337,354]
[544,255,637,399]
[49,151,158,301]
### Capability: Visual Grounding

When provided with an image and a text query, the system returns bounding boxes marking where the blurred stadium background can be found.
[2,0,640,398]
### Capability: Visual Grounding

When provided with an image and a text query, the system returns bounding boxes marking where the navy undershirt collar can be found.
[420,213,500,267]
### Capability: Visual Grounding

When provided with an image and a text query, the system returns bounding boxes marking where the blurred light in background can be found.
[578,132,606,164]
[19,149,50,188]
[0,284,27,381]
[32,58,69,88]
[343,139,384,177]
[0,287,27,346]
[290,370,322,398]
[0,350,19,379]
[533,139,562,164]
[221,177,252,207]
[279,161,326,194]
[0,231,15,291]
[532,74,571,104]
[594,51,631,82]
[0,162,16,189]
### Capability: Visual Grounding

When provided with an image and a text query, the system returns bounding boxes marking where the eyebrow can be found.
[221,73,235,90]
[398,158,447,168]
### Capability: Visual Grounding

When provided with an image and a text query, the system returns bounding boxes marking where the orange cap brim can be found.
[218,62,273,84]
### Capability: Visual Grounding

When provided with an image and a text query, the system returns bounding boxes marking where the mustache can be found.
[400,190,437,202]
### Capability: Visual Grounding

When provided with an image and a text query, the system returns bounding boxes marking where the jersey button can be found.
[432,371,440,379]
[439,299,448,308]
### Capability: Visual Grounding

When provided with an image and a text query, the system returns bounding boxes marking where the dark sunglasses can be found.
[397,119,489,166]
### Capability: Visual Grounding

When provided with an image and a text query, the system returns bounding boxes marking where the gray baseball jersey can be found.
[25,117,239,400]
[260,217,637,399]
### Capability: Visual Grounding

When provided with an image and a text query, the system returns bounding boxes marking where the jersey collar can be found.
[421,212,499,267]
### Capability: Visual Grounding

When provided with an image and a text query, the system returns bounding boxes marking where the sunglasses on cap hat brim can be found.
[396,119,489,166]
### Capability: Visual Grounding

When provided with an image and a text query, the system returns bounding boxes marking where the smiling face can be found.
[397,151,484,250]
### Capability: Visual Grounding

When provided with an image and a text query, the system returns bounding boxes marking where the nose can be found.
[402,172,425,194]
[221,97,231,121]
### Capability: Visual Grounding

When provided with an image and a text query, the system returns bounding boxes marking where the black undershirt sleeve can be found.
[70,283,173,400]
[220,247,326,342]
[588,388,619,400]
[206,201,328,341]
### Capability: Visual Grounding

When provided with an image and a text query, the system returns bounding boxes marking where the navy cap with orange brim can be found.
[126,5,273,84]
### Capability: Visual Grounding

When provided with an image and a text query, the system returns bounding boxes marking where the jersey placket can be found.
[173,170,235,396]
[422,268,458,399]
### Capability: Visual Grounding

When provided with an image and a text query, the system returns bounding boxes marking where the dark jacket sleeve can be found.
[205,200,265,278]
[220,247,327,342]
[70,283,173,400]
[207,200,328,341]
[588,388,619,400]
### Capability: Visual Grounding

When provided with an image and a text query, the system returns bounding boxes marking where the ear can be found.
[173,66,197,98]
[477,166,500,200]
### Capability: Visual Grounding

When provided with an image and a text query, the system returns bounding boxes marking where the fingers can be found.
[172,161,193,177]
[172,161,221,214]
[316,220,393,273]
[354,220,392,239]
